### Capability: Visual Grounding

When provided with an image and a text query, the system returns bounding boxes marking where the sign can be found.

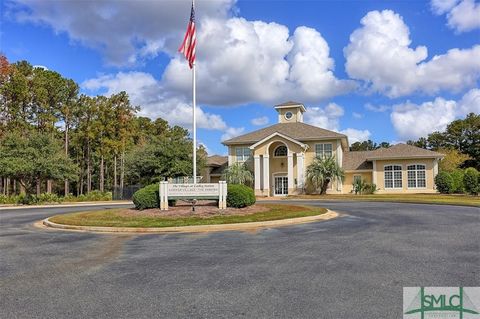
[403,287,480,319]
[168,183,219,197]
[159,181,227,210]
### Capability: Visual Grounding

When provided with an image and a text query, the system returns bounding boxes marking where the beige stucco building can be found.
[212,101,444,196]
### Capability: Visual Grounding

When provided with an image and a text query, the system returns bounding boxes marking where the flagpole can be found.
[192,0,197,185]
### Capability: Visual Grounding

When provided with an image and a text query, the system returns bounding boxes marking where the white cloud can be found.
[221,127,245,141]
[431,0,460,14]
[364,103,391,113]
[82,71,227,131]
[251,116,269,126]
[304,103,344,131]
[447,0,480,32]
[11,0,354,105]
[344,10,480,97]
[457,88,480,114]
[431,0,480,32]
[352,112,363,119]
[162,18,355,106]
[304,103,370,144]
[9,0,235,66]
[390,88,480,140]
[340,128,371,144]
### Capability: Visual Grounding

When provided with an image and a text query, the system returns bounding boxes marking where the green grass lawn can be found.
[48,204,328,228]
[286,194,479,207]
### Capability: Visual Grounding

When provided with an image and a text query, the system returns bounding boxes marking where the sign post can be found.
[159,181,227,210]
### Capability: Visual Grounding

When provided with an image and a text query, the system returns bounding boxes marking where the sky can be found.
[1,0,479,155]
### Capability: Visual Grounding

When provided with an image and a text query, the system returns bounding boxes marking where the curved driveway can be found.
[0,201,478,318]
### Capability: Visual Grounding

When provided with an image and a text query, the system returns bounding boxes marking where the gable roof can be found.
[222,122,347,145]
[343,144,444,171]
[365,144,444,160]
[249,132,307,150]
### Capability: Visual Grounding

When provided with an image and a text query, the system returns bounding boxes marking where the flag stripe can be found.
[179,4,196,69]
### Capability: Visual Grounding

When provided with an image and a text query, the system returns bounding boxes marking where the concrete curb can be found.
[0,201,132,210]
[41,210,339,234]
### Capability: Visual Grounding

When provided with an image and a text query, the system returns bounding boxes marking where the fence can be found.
[113,185,142,200]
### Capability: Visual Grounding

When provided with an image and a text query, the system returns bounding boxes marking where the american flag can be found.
[179,3,196,69]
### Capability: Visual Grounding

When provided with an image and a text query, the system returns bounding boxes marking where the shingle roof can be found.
[207,155,228,167]
[222,122,347,145]
[342,144,444,170]
[365,144,444,159]
[343,151,373,170]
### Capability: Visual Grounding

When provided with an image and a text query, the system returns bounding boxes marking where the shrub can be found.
[0,194,8,204]
[38,192,62,203]
[18,194,39,205]
[352,178,366,195]
[85,190,112,201]
[450,169,465,193]
[363,183,377,195]
[463,167,479,195]
[435,171,454,194]
[227,184,255,208]
[133,184,159,210]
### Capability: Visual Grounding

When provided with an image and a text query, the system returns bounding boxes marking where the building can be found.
[217,101,444,196]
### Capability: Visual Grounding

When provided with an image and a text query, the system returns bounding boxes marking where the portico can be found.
[250,132,307,196]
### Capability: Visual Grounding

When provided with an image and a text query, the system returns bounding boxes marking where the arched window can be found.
[274,145,288,157]
[384,165,402,188]
[407,164,426,188]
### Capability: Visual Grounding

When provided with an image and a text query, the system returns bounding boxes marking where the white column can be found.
[297,153,304,191]
[254,156,261,191]
[287,151,294,192]
[263,155,270,196]
[433,159,439,189]
[372,160,377,186]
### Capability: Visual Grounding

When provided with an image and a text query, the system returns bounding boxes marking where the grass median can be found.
[48,204,328,228]
[286,194,479,207]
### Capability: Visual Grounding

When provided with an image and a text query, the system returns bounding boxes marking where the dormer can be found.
[275,101,306,123]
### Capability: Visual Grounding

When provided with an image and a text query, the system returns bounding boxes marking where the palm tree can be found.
[222,162,253,186]
[306,155,345,195]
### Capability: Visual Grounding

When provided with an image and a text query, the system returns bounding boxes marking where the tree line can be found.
[0,55,205,198]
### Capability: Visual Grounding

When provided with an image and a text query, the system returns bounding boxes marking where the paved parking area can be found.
[0,201,478,318]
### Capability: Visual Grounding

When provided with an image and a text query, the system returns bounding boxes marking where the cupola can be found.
[274,101,306,123]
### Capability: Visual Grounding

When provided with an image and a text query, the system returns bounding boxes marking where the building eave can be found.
[249,132,307,150]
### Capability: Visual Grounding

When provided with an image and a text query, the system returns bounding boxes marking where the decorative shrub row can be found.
[0,191,112,205]
[435,168,479,195]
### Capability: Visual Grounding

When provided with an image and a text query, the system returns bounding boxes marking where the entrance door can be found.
[274,176,288,196]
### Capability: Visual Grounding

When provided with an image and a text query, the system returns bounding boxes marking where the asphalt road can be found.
[0,201,478,319]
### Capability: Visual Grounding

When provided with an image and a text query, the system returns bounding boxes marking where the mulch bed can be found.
[120,200,270,218]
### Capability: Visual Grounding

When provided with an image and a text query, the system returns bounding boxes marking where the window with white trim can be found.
[235,147,251,162]
[384,165,402,188]
[315,143,333,158]
[407,164,426,188]
[274,145,288,157]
